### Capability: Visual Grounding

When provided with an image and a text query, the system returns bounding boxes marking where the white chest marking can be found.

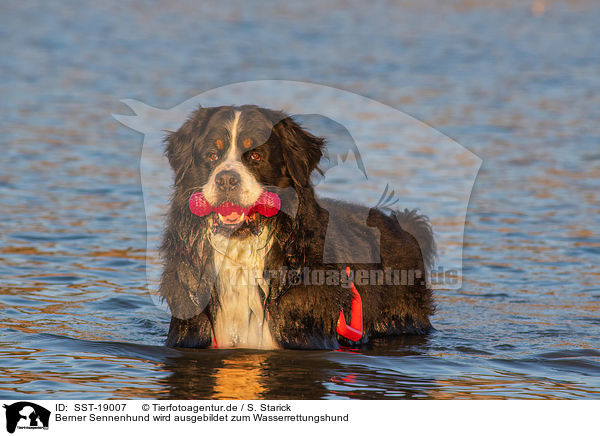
[210,232,276,349]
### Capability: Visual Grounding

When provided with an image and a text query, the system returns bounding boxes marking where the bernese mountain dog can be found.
[160,105,435,349]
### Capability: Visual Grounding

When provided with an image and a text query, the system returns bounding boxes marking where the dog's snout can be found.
[215,170,241,191]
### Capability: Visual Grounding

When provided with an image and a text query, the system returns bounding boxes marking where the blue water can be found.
[1,0,599,399]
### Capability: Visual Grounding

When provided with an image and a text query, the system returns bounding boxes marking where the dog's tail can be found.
[393,208,437,274]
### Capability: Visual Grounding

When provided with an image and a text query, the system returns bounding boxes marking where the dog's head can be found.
[165,105,324,237]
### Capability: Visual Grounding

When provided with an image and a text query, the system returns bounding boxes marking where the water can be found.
[1,0,599,399]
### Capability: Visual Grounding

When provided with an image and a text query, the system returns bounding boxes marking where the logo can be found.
[3,402,50,434]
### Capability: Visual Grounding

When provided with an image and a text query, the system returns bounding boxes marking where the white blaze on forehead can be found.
[225,110,242,160]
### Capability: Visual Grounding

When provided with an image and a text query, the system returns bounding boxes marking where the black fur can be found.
[159,105,435,349]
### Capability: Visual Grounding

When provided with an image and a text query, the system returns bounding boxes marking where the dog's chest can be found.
[210,233,276,349]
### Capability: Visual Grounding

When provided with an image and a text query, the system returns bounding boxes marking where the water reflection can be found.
[162,351,332,399]
[1,330,599,399]
[161,338,438,400]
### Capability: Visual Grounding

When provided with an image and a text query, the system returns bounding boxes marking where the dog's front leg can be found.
[166,312,213,348]
[160,258,215,348]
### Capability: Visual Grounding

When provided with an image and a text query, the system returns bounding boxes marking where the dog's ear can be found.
[164,105,211,185]
[271,116,325,188]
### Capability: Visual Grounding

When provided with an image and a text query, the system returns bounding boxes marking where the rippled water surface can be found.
[1,0,599,399]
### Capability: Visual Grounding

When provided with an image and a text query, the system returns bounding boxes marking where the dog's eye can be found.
[249,151,261,161]
[207,152,219,162]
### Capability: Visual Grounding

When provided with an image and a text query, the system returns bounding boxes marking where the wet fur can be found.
[159,105,435,349]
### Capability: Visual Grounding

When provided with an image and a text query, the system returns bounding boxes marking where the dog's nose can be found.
[215,170,241,191]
